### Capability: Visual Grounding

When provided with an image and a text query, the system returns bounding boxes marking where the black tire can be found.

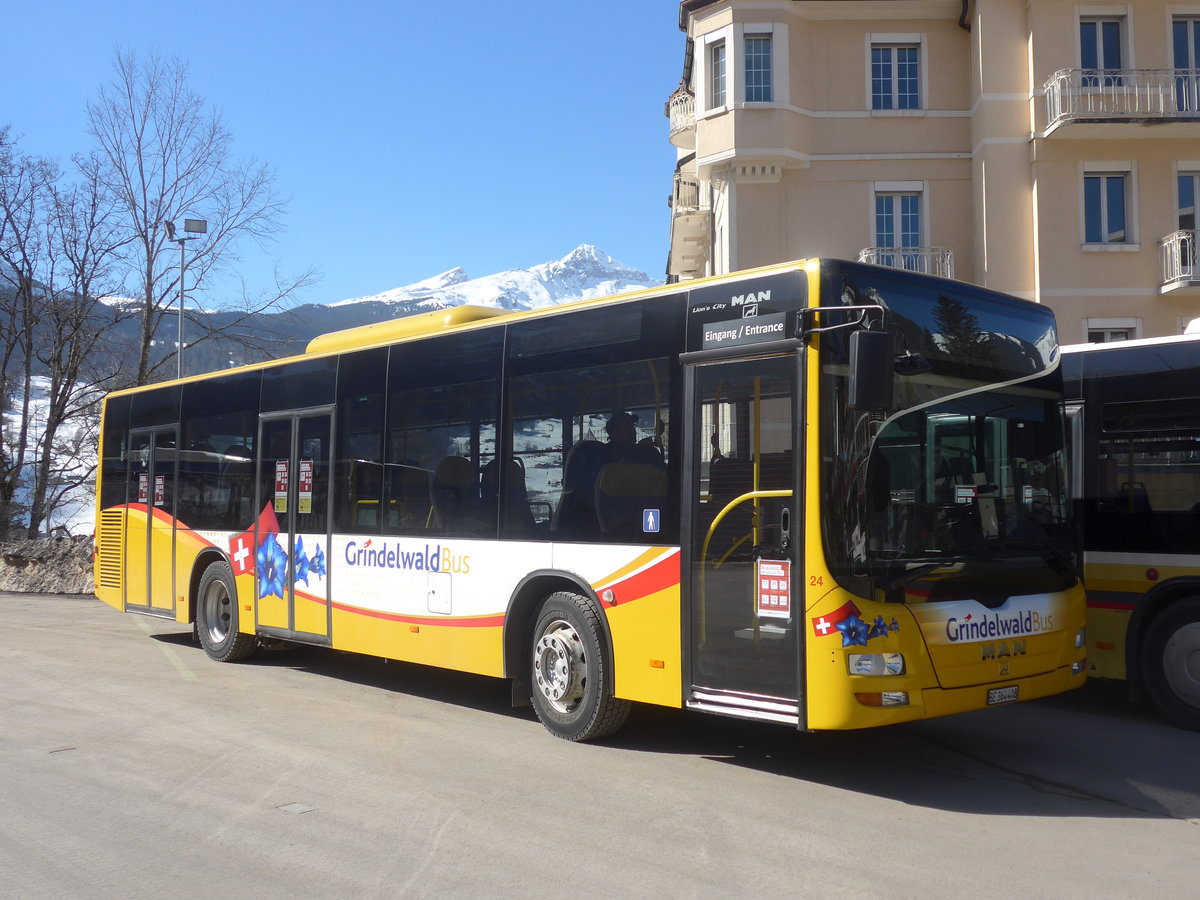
[196,561,257,663]
[529,592,631,742]
[1141,598,1200,730]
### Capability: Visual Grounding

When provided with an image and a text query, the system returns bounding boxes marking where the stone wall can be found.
[0,536,94,594]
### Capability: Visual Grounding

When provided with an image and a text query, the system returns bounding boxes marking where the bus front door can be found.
[257,411,332,643]
[125,426,177,617]
[687,355,803,723]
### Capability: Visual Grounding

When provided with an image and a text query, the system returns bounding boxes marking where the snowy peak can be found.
[407,266,469,292]
[330,245,659,312]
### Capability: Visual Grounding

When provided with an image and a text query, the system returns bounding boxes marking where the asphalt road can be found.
[2,592,1198,899]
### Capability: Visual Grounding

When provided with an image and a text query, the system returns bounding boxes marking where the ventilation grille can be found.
[97,509,125,591]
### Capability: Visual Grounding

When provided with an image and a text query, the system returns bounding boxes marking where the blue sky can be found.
[2,1,684,304]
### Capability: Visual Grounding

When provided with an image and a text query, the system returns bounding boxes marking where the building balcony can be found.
[1044,68,1200,136]
[668,174,708,279]
[1161,230,1200,291]
[858,246,954,280]
[667,88,695,149]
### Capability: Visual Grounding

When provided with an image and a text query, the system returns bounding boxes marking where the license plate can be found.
[987,685,1019,706]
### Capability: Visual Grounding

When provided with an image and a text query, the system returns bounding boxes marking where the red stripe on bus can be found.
[331,602,505,628]
[599,549,681,603]
[1086,599,1136,611]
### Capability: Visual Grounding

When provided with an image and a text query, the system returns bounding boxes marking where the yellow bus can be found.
[1063,333,1200,730]
[95,258,1087,741]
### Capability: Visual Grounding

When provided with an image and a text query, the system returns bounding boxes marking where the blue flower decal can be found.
[294,536,311,586]
[838,614,871,647]
[257,532,288,600]
[868,615,891,640]
[310,542,326,578]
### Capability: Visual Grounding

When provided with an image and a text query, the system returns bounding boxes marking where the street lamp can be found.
[163,218,208,379]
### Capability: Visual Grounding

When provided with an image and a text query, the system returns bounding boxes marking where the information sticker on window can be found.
[274,459,289,513]
[298,459,313,514]
[756,559,791,618]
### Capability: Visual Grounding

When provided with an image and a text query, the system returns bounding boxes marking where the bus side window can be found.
[551,440,605,539]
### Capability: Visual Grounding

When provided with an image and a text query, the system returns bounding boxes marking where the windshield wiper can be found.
[984,539,1077,578]
[881,562,945,592]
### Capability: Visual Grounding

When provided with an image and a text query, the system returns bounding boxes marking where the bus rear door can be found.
[125,426,177,617]
[257,410,333,643]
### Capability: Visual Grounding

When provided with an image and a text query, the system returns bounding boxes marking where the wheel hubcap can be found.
[534,619,585,714]
[203,581,232,644]
[1163,621,1200,707]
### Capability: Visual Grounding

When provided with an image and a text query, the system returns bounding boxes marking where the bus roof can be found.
[104,258,820,398]
[1062,332,1200,355]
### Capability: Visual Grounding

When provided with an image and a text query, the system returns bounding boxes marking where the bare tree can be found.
[0,130,132,537]
[22,154,131,537]
[0,129,57,536]
[87,48,315,385]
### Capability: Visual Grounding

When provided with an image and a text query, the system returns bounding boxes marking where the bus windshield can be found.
[819,261,1075,601]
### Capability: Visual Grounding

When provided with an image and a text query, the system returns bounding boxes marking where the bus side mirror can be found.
[848,330,895,410]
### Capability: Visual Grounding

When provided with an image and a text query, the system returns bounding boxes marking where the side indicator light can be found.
[409,625,420,633]
[649,659,665,669]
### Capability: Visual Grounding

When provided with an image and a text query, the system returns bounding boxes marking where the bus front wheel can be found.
[197,561,257,663]
[529,592,631,742]
[1142,598,1200,730]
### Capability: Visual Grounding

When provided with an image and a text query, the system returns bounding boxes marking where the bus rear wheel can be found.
[1142,599,1200,731]
[197,561,257,663]
[529,592,631,742]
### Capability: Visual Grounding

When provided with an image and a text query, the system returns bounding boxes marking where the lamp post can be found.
[163,218,208,379]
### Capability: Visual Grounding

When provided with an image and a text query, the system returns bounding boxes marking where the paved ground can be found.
[2,592,1198,898]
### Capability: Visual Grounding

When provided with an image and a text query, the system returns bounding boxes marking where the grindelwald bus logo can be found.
[944,608,1054,643]
[344,539,471,574]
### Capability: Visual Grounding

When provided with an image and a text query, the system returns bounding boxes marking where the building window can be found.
[1087,328,1132,342]
[710,40,727,108]
[745,34,772,102]
[1179,173,1199,231]
[1086,318,1138,342]
[1084,173,1128,244]
[876,192,921,249]
[872,44,919,109]
[1174,18,1200,112]
[1080,17,1124,87]
[874,191,923,270]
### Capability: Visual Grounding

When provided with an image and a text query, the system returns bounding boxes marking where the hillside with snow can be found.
[19,244,661,536]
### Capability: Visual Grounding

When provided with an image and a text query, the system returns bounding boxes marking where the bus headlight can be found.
[848,653,905,676]
[1075,627,1086,649]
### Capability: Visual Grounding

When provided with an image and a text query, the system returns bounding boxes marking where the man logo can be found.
[981,639,1027,661]
[731,290,771,306]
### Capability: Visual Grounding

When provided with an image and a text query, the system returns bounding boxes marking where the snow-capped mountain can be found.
[329,244,658,313]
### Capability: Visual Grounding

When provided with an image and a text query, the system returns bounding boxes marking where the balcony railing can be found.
[669,173,708,279]
[858,246,954,279]
[667,89,695,149]
[1045,68,1200,132]
[671,173,701,213]
[1161,230,1200,289]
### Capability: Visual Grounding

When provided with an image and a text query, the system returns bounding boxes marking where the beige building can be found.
[667,0,1200,342]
